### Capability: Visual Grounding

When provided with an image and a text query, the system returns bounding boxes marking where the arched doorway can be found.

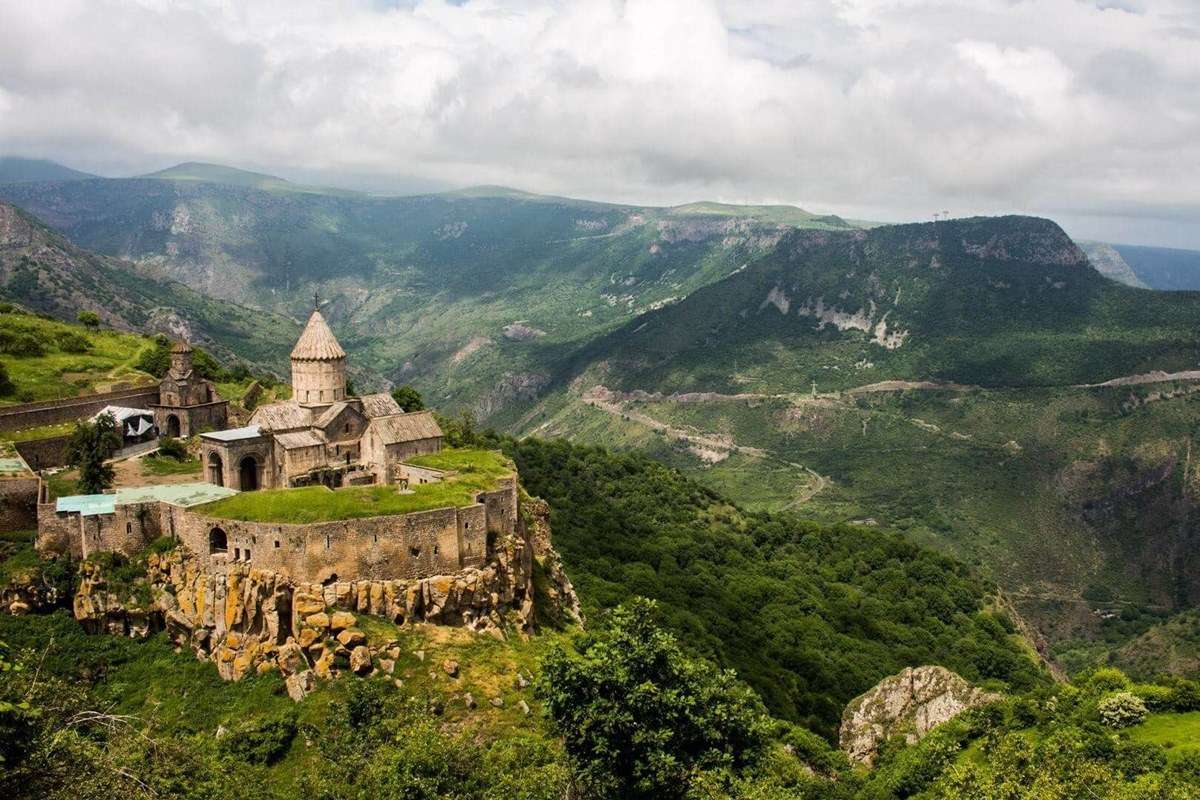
[165,414,181,438]
[208,452,224,486]
[209,527,227,554]
[239,456,259,491]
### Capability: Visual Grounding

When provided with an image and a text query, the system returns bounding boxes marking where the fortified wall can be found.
[37,477,520,586]
[0,385,159,432]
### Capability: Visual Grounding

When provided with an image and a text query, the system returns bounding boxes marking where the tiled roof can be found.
[360,393,402,418]
[369,411,443,445]
[201,425,263,442]
[275,430,326,450]
[249,401,312,432]
[57,483,237,516]
[291,310,346,360]
[314,401,349,428]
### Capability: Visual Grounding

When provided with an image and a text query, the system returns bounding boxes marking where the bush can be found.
[0,363,13,397]
[1131,683,1174,712]
[54,331,91,353]
[1097,692,1148,729]
[76,310,100,329]
[156,436,188,461]
[0,330,45,358]
[1085,667,1130,695]
[217,710,297,765]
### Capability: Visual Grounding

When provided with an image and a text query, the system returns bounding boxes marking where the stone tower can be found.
[291,307,346,408]
[170,340,193,378]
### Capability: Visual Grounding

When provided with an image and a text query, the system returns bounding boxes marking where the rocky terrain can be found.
[839,665,1000,766]
[70,490,579,698]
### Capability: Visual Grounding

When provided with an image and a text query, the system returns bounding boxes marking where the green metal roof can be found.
[56,482,238,517]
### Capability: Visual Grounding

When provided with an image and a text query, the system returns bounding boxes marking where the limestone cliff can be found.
[72,495,580,697]
[839,665,1000,766]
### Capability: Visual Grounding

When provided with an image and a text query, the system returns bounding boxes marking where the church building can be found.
[199,306,442,492]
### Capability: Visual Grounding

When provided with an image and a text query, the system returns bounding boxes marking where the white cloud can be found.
[0,0,1197,246]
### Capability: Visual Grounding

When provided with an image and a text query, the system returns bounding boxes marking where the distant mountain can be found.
[139,161,363,197]
[0,200,296,371]
[0,176,859,409]
[1110,243,1200,291]
[0,156,96,183]
[1077,241,1148,288]
[559,216,1200,394]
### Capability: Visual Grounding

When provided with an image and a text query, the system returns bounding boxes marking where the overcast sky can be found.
[1,0,1198,248]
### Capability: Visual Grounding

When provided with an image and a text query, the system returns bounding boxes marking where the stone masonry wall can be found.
[0,386,159,432]
[0,476,39,531]
[13,435,71,471]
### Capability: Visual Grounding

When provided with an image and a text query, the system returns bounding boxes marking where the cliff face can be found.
[72,498,580,697]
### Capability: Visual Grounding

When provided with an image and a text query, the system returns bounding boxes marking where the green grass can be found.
[0,312,157,402]
[1128,711,1200,762]
[140,455,202,477]
[197,448,512,523]
[0,421,75,442]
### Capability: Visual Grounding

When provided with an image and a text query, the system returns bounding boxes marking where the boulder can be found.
[286,669,316,701]
[336,628,366,648]
[839,666,1000,766]
[330,610,356,631]
[350,645,372,675]
[277,641,308,675]
[305,612,330,630]
[442,659,460,678]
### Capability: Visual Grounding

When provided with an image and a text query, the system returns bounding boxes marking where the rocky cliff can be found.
[839,665,1000,766]
[72,497,579,699]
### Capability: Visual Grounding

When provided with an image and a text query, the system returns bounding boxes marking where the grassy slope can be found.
[0,310,157,403]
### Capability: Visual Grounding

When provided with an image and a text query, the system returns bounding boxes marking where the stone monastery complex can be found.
[36,307,523,592]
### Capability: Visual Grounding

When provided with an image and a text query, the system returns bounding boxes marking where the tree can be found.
[66,414,122,494]
[539,599,769,800]
[391,385,425,412]
[76,310,100,329]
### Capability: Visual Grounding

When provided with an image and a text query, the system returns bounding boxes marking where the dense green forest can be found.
[503,436,1045,732]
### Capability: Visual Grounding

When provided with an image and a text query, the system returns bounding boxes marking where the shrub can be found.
[1097,692,1148,729]
[1131,683,1174,712]
[217,710,297,765]
[0,363,13,397]
[1085,667,1130,695]
[0,331,45,357]
[54,331,91,354]
[156,436,188,461]
[76,310,100,329]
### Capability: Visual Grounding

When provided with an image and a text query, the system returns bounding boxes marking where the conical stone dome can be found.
[291,309,347,407]
[291,310,346,361]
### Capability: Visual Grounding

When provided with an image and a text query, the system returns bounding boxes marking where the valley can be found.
[4,164,1200,679]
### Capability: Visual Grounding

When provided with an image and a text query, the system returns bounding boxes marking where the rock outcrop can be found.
[839,666,1000,766]
[71,493,581,695]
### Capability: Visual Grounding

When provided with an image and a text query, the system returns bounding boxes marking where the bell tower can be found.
[290,295,347,409]
[169,340,193,378]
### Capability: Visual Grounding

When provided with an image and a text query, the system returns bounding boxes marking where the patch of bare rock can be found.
[839,665,1001,766]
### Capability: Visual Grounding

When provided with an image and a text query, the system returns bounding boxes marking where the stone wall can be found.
[13,435,71,471]
[170,483,508,584]
[0,476,39,531]
[0,385,159,432]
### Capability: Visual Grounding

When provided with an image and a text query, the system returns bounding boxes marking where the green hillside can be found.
[141,161,362,197]
[0,156,96,183]
[0,176,859,403]
[0,200,297,375]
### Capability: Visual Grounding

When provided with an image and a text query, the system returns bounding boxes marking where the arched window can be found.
[209,527,228,555]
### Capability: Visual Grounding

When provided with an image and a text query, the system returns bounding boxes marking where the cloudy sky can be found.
[1,0,1197,247]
